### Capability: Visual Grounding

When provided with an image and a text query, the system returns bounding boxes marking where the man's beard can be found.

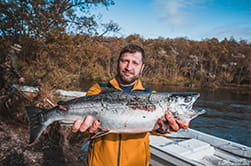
[117,70,140,85]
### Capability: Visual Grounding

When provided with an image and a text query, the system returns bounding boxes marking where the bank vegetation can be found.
[1,0,250,90]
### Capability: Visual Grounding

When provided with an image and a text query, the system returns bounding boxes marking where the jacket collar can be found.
[109,77,145,92]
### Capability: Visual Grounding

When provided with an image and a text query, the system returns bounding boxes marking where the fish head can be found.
[165,92,200,112]
[174,109,206,128]
[166,92,205,128]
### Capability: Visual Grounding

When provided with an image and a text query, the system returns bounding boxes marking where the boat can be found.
[19,85,251,166]
[19,85,86,100]
[150,129,250,166]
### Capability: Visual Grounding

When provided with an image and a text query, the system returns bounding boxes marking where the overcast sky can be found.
[95,0,251,42]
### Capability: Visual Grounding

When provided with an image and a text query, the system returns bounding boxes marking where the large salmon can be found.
[25,91,205,144]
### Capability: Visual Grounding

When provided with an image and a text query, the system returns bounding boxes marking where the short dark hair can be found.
[118,44,145,63]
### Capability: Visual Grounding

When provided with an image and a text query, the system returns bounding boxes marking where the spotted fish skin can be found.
[25,91,204,144]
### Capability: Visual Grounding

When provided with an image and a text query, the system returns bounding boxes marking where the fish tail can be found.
[25,106,48,144]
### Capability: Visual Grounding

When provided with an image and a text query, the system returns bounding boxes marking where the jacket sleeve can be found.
[86,83,102,96]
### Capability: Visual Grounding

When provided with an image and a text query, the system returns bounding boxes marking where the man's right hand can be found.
[72,115,101,133]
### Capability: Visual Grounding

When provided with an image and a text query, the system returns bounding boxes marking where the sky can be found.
[95,0,251,42]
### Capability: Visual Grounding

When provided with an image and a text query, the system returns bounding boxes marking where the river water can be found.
[80,81,251,147]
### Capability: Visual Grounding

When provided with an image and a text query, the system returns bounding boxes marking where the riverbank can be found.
[0,92,89,165]
[0,119,90,165]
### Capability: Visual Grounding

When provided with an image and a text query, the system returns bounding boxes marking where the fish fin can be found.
[90,129,110,139]
[25,106,48,144]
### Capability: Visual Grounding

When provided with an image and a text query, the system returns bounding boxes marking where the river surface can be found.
[81,81,251,147]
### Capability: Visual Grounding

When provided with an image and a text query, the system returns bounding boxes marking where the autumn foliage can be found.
[1,34,249,90]
[0,0,250,90]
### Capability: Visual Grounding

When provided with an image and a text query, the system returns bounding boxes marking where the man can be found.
[0,44,25,94]
[72,44,180,166]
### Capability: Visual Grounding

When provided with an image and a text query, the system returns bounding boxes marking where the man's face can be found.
[117,51,144,86]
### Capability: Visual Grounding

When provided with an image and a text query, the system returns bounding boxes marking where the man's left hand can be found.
[164,111,179,131]
[155,111,181,134]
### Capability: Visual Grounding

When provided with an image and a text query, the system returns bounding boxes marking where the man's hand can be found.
[72,115,101,133]
[164,111,179,131]
[155,111,182,134]
[18,77,25,83]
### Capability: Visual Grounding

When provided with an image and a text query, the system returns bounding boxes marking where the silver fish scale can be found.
[68,92,195,130]
[66,92,154,105]
[63,91,200,115]
[26,91,203,143]
[74,92,160,113]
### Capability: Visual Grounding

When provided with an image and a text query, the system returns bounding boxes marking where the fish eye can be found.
[184,97,192,103]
